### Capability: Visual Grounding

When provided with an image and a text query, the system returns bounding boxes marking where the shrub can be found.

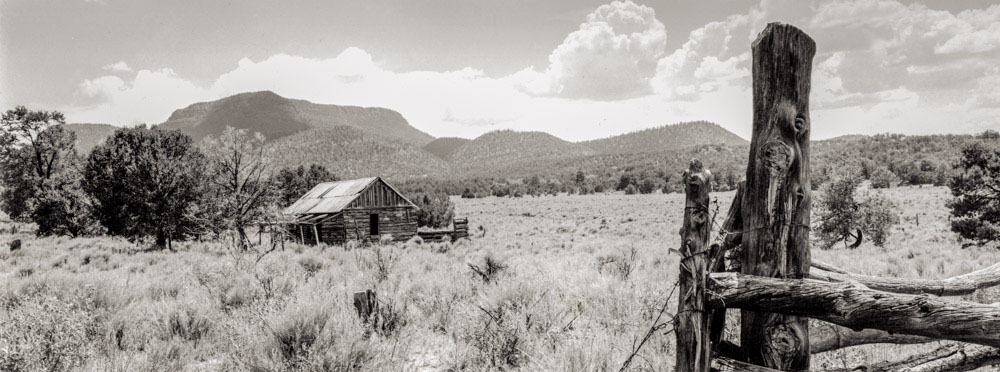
[469,254,507,284]
[868,166,899,189]
[157,303,212,345]
[0,296,91,372]
[624,184,637,195]
[815,172,900,249]
[269,306,330,363]
[412,191,455,228]
[298,256,324,279]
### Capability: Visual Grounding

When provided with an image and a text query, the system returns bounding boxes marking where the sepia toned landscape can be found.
[4,0,1000,371]
[2,185,996,371]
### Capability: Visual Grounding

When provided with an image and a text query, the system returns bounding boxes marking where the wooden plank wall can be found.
[343,207,417,242]
[347,179,413,209]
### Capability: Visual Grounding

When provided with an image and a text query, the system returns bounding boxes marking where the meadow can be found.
[1,186,998,371]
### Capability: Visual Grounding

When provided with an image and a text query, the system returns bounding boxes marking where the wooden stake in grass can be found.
[676,158,713,372]
[741,22,815,371]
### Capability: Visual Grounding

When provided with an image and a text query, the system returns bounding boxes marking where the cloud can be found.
[102,61,133,73]
[65,0,1000,140]
[73,69,213,125]
[515,0,667,100]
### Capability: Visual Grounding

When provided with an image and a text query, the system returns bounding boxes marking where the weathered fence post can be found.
[676,159,713,372]
[740,22,815,370]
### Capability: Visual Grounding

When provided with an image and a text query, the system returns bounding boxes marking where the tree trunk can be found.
[741,22,816,371]
[709,272,1000,348]
[676,159,714,372]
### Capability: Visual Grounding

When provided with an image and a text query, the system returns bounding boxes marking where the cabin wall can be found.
[343,207,417,242]
[347,180,413,209]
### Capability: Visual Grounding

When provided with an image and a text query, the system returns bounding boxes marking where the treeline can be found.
[0,106,453,248]
[401,133,994,198]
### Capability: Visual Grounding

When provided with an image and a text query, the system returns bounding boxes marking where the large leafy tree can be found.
[0,106,97,235]
[201,127,275,246]
[273,164,337,207]
[948,139,1000,245]
[83,127,206,248]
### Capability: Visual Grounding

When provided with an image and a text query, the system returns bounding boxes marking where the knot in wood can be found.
[760,141,792,177]
[766,323,802,357]
[692,210,708,225]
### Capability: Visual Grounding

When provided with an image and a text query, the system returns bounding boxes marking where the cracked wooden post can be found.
[740,22,816,371]
[676,159,713,372]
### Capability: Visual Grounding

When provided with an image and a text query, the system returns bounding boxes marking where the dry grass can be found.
[0,185,998,371]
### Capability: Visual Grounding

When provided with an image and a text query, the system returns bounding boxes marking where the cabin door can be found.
[369,214,379,236]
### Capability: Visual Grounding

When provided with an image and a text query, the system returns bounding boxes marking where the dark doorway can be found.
[369,214,379,235]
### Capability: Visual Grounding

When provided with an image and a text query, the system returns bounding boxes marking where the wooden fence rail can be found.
[672,21,1000,372]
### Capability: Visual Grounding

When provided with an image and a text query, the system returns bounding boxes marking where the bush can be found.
[412,191,455,228]
[269,306,330,364]
[469,254,507,284]
[815,172,900,249]
[624,184,637,195]
[868,166,899,189]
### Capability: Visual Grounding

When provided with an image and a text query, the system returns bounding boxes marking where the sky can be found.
[2,0,999,141]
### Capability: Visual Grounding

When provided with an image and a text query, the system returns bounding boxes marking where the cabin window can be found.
[370,214,379,235]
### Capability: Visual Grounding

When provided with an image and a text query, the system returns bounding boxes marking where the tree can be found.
[0,107,72,219]
[0,106,98,236]
[273,164,337,207]
[201,127,274,246]
[815,171,900,249]
[83,127,206,249]
[947,141,1000,245]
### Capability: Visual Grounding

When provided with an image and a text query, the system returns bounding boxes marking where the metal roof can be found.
[282,177,416,215]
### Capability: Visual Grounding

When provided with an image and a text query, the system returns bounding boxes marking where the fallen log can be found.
[708,272,1000,348]
[712,357,785,372]
[810,322,933,353]
[715,344,1000,372]
[824,344,1000,372]
[716,324,934,356]
[809,261,1000,297]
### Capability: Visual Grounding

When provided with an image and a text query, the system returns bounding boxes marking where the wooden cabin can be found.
[284,177,418,245]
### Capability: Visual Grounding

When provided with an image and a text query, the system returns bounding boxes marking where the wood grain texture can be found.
[709,272,1000,348]
[677,159,714,372]
[710,180,744,347]
[810,322,933,353]
[809,262,1000,296]
[741,22,816,371]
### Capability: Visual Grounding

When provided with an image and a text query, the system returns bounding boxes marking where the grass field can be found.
[1,186,998,371]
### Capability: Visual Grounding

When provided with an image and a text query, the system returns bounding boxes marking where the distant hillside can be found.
[65,123,118,153]
[448,130,595,175]
[270,127,449,180]
[582,121,747,154]
[158,91,434,146]
[423,137,471,159]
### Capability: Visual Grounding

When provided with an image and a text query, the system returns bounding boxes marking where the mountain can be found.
[158,91,433,146]
[65,123,118,153]
[423,137,471,159]
[582,121,747,155]
[270,127,449,180]
[448,130,595,176]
